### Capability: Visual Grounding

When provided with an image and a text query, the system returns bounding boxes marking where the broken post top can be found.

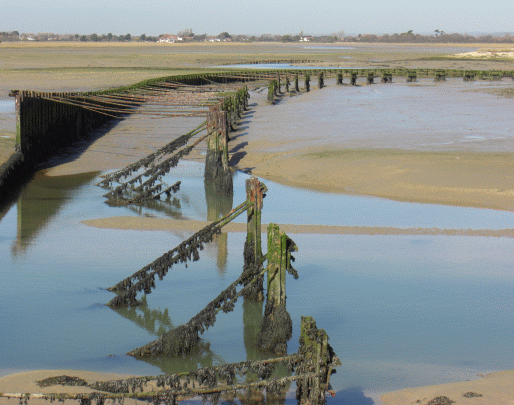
[246,176,267,210]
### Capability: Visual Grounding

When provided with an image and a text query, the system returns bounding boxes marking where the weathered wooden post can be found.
[12,91,21,148]
[285,76,290,93]
[296,316,341,405]
[243,177,266,301]
[242,88,247,112]
[276,73,281,94]
[304,74,310,92]
[381,72,393,83]
[435,69,446,82]
[295,73,300,92]
[267,80,277,104]
[257,224,297,355]
[491,71,502,81]
[318,71,324,89]
[204,105,233,195]
[463,71,475,82]
[366,71,374,85]
[336,72,343,85]
[406,71,417,82]
[350,71,358,85]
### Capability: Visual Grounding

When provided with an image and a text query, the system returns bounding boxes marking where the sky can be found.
[1,0,513,36]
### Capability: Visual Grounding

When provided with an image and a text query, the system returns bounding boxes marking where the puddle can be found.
[1,161,514,402]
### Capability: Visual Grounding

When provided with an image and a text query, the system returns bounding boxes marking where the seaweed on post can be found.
[257,224,298,355]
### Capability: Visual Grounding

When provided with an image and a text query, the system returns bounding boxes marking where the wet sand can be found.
[41,114,206,177]
[0,370,140,405]
[230,81,514,212]
[33,79,514,212]
[82,216,514,237]
[380,369,514,405]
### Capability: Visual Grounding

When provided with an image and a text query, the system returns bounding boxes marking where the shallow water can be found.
[0,100,14,114]
[2,161,514,404]
[242,78,514,154]
[216,63,368,70]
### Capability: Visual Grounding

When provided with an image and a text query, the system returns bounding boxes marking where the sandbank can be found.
[82,217,514,237]
[380,369,514,405]
[230,83,514,212]
[0,370,140,405]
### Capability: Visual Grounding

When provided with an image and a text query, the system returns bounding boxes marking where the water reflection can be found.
[110,295,174,337]
[205,179,234,276]
[3,159,514,399]
[122,195,184,219]
[135,341,222,375]
[11,171,97,255]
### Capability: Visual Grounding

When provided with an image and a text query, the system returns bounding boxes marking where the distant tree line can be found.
[347,30,514,43]
[1,29,514,44]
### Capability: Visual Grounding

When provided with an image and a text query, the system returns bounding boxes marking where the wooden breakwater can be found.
[0,90,126,204]
[3,67,513,205]
[0,72,257,205]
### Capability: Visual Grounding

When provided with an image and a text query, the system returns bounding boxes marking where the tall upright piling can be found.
[350,72,358,85]
[304,74,310,92]
[295,73,300,92]
[435,70,446,82]
[336,72,343,85]
[381,72,393,83]
[243,177,266,301]
[318,72,324,89]
[296,316,340,405]
[204,105,233,195]
[257,224,297,355]
[366,71,374,85]
[406,71,417,82]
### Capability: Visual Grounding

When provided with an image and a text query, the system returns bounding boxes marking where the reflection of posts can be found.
[240,299,266,405]
[243,177,266,301]
[205,179,233,275]
[110,296,173,336]
[204,105,233,195]
[257,224,298,355]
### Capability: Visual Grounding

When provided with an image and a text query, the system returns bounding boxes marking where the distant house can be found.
[299,36,312,42]
[158,35,182,43]
[207,36,221,42]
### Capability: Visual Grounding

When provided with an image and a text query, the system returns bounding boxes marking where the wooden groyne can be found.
[1,316,340,405]
[0,72,255,204]
[3,66,513,206]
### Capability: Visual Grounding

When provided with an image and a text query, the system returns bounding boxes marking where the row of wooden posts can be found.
[101,173,339,402]
[266,68,510,101]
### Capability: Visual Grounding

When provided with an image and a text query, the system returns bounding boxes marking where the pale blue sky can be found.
[1,0,513,36]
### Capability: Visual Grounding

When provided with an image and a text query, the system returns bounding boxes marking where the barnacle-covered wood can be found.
[5,317,342,405]
[107,200,251,307]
